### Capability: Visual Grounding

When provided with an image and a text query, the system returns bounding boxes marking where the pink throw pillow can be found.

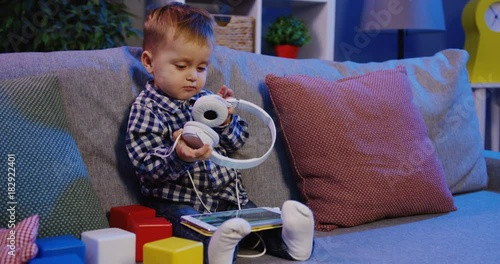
[0,215,39,264]
[266,66,456,231]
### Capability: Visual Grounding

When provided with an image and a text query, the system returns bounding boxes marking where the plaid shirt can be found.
[126,81,249,213]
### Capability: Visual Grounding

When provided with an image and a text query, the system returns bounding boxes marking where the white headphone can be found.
[182,94,276,170]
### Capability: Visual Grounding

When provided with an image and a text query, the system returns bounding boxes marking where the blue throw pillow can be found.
[0,74,109,238]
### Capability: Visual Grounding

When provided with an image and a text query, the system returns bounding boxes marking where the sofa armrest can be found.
[484,150,500,192]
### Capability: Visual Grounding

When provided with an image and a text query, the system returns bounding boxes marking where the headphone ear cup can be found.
[191,95,229,127]
[182,121,220,149]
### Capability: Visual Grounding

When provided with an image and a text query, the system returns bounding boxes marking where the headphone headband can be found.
[210,98,276,169]
[182,95,276,170]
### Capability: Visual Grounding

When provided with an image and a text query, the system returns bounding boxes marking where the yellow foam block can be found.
[143,237,203,264]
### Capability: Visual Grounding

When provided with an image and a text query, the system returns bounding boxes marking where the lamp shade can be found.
[360,0,446,32]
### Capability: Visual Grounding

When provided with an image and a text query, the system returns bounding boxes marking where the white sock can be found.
[208,218,251,264]
[281,200,315,261]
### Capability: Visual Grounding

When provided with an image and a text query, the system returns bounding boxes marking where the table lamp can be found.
[360,0,446,59]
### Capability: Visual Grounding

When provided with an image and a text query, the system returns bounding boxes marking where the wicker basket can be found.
[213,15,255,52]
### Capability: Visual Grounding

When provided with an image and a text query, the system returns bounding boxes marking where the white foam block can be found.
[81,228,136,264]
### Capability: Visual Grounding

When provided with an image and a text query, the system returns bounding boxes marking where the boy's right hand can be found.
[173,129,212,163]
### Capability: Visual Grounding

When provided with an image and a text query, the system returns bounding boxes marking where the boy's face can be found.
[142,34,212,100]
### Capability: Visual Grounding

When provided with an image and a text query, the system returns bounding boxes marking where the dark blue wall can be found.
[334,0,470,62]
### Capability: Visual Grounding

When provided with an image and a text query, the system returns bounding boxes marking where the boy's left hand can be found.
[217,85,235,125]
[173,129,212,162]
[217,84,233,100]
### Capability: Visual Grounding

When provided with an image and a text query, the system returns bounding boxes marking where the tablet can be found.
[180,207,282,236]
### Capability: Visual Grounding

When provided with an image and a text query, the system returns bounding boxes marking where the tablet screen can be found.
[189,207,282,228]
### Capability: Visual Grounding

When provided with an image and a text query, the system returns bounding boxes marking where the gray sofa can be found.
[0,46,499,264]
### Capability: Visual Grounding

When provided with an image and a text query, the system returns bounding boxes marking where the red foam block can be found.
[109,204,156,231]
[129,217,173,262]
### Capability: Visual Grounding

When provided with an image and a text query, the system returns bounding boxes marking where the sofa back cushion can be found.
[205,47,486,207]
[0,47,151,213]
[0,46,486,213]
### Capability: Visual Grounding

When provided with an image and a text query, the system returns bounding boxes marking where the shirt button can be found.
[174,165,181,171]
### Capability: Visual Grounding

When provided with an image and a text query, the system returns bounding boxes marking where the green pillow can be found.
[0,74,109,238]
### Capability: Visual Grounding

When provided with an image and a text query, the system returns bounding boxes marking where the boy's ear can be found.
[141,51,154,73]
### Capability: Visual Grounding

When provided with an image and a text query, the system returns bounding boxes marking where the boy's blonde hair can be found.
[143,2,215,51]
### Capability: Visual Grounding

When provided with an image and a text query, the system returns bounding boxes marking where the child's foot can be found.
[281,200,314,261]
[208,218,251,264]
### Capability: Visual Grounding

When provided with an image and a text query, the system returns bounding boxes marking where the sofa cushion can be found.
[237,190,500,264]
[266,66,457,231]
[312,191,500,264]
[0,74,109,238]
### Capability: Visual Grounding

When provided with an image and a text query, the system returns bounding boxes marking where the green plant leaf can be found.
[265,15,311,47]
[0,0,141,52]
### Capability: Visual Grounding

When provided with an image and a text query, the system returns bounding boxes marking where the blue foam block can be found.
[30,254,84,264]
[35,235,85,261]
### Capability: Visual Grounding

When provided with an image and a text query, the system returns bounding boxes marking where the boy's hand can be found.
[173,129,212,163]
[217,84,233,99]
[217,85,235,125]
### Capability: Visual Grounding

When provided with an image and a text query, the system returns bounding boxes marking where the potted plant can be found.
[265,15,312,58]
[0,0,140,52]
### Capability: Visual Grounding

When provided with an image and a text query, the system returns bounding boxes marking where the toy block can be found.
[30,254,84,264]
[110,204,156,231]
[81,227,136,264]
[143,237,203,264]
[35,235,85,262]
[128,217,173,262]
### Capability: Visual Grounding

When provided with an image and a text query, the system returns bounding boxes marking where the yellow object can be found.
[143,237,203,264]
[463,0,500,83]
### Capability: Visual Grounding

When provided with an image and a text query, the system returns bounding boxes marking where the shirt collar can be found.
[145,80,189,113]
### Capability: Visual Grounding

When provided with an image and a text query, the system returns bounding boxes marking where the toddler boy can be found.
[125,3,314,263]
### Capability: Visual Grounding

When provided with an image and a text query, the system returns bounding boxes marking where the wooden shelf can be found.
[169,0,335,60]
